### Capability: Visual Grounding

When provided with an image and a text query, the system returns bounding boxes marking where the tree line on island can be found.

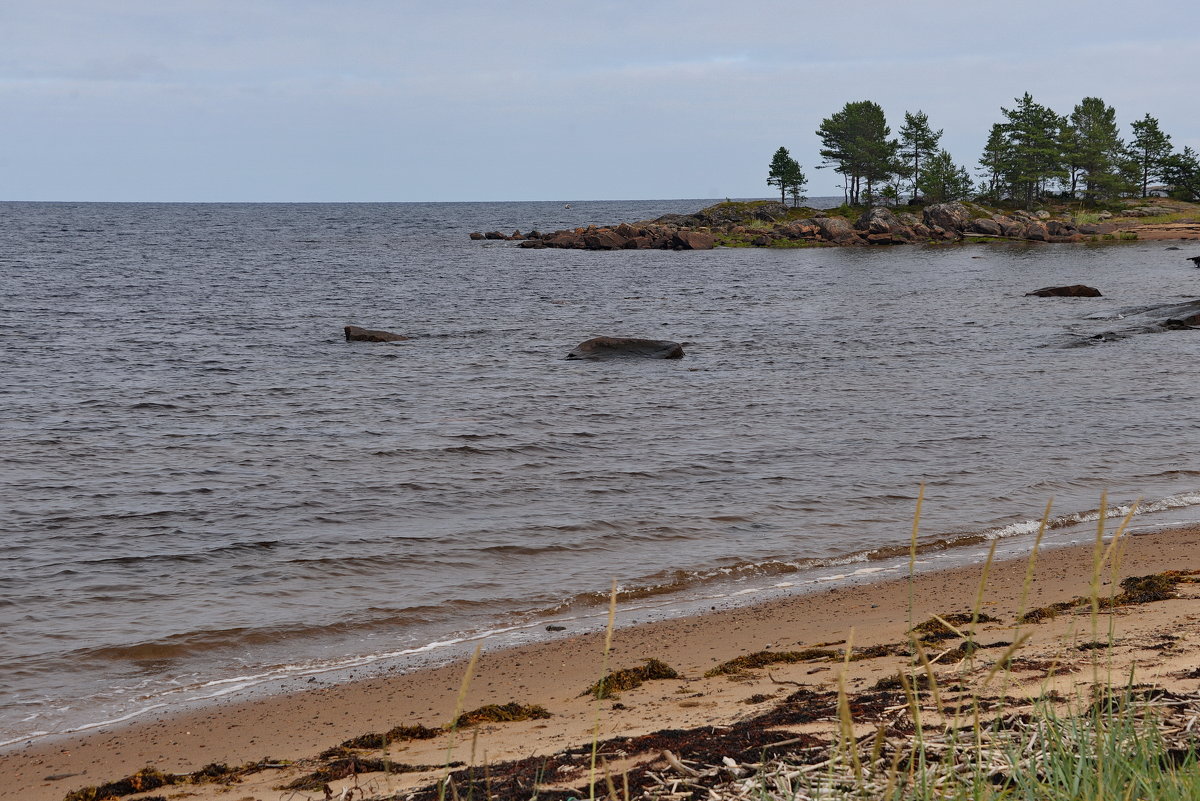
[768,93,1199,209]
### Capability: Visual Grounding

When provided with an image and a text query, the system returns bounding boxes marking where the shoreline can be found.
[479,196,1200,250]
[7,522,1200,800]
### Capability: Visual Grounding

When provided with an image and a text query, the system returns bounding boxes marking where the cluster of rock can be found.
[469,201,1115,251]
[470,225,714,250]
[345,327,685,361]
[717,202,1095,246]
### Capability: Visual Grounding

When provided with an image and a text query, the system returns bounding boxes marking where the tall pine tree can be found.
[816,101,901,205]
[1063,97,1126,202]
[999,93,1066,207]
[899,111,943,201]
[1129,114,1173,197]
[767,147,807,207]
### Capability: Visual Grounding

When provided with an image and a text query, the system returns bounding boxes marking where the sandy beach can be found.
[5,521,1200,801]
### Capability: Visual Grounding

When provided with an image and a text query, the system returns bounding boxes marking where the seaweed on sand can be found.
[284,757,450,791]
[63,768,174,801]
[453,701,552,727]
[581,658,679,699]
[908,612,999,643]
[1021,570,1200,623]
[338,722,442,749]
[704,648,839,677]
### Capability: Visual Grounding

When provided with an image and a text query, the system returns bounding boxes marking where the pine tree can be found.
[918,150,974,203]
[1129,114,1173,197]
[899,110,943,201]
[998,93,1066,208]
[816,101,901,206]
[767,147,806,207]
[977,124,1008,204]
[1063,97,1126,202]
[1161,146,1200,201]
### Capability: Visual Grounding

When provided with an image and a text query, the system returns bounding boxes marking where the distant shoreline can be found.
[472,196,1200,250]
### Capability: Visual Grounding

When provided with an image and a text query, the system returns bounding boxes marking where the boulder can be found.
[566,336,684,360]
[1023,221,1049,241]
[750,202,791,222]
[855,207,914,241]
[484,231,507,240]
[923,202,973,233]
[966,218,1003,236]
[778,220,820,239]
[815,216,858,243]
[519,239,547,249]
[672,230,715,250]
[582,229,627,250]
[345,325,409,342]
[1165,314,1200,329]
[1025,285,1103,298]
[1189,256,1200,267]
[542,231,585,249]
[997,218,1026,238]
[469,232,484,240]
[1046,220,1077,237]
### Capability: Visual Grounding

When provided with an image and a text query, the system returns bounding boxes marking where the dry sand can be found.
[5,523,1200,801]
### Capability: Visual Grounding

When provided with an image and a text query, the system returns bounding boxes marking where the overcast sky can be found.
[2,1,1197,202]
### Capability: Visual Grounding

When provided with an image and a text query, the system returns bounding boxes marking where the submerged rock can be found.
[566,336,684,360]
[1025,285,1102,297]
[344,325,409,342]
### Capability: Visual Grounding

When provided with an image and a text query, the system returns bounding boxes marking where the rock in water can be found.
[566,336,684,360]
[344,325,409,342]
[1025,285,1103,298]
[1188,255,1200,267]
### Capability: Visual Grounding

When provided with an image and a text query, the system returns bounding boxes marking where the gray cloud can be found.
[1,0,1196,200]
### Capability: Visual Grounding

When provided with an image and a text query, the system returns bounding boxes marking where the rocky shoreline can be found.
[468,199,1200,251]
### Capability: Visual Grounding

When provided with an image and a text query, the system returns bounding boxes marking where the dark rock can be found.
[854,208,914,243]
[778,221,819,239]
[484,231,507,240]
[966,218,1002,236]
[751,234,771,247]
[345,325,409,342]
[509,230,525,240]
[997,218,1026,238]
[1025,285,1102,298]
[1023,222,1049,241]
[1165,315,1200,329]
[1189,256,1200,267]
[582,229,627,250]
[1046,220,1077,237]
[519,239,547,249]
[855,207,907,235]
[814,216,857,243]
[469,232,484,240]
[566,336,684,360]
[671,230,715,250]
[923,202,973,233]
[749,202,790,222]
[542,231,585,249]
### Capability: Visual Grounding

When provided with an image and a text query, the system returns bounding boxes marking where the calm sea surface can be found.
[3,199,1200,745]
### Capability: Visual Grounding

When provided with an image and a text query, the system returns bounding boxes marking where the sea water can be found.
[3,199,1200,746]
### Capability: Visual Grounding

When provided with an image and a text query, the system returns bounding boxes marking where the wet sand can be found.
[6,523,1200,801]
